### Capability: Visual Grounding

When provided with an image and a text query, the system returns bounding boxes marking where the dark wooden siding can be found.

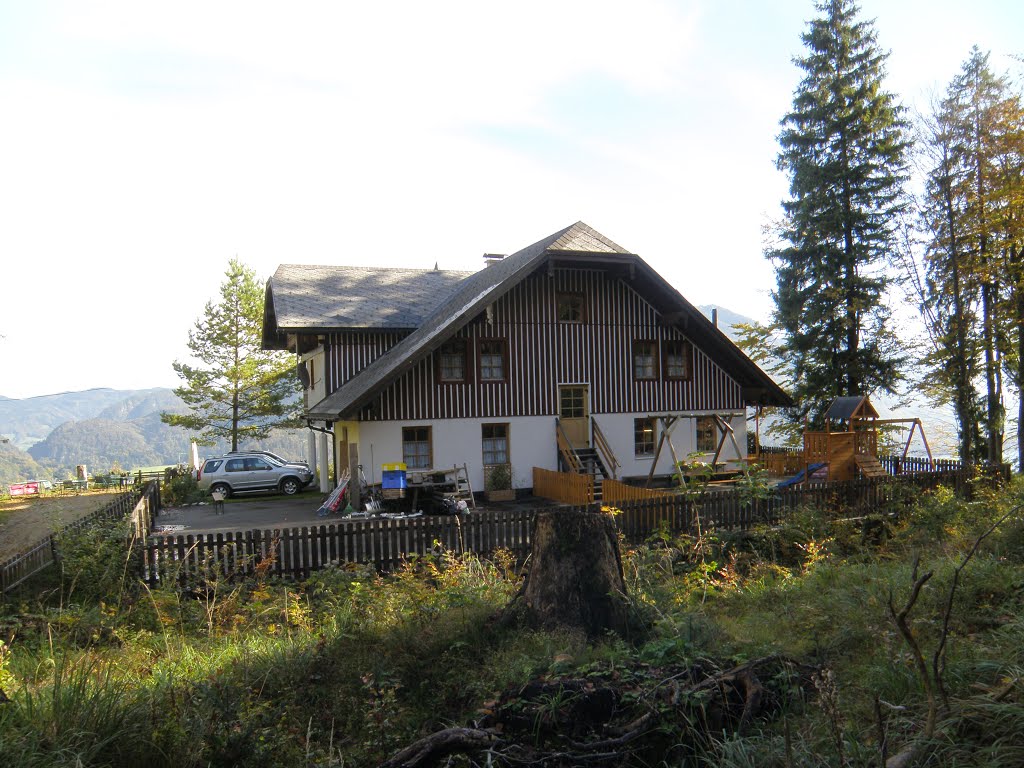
[325,330,408,393]
[337,269,743,421]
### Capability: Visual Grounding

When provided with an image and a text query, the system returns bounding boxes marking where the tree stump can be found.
[514,509,630,637]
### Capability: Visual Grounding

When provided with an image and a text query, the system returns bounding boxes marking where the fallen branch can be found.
[379,726,500,768]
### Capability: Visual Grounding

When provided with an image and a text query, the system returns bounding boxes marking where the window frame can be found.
[436,338,471,384]
[402,426,433,469]
[695,415,718,453]
[478,338,508,382]
[559,386,587,419]
[481,422,510,466]
[663,339,693,381]
[556,292,587,323]
[633,417,656,458]
[632,339,659,381]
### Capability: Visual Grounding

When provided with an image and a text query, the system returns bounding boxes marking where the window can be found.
[402,426,433,469]
[225,459,246,472]
[634,418,656,457]
[245,458,272,471]
[633,340,657,380]
[664,340,691,380]
[479,339,506,381]
[556,293,586,322]
[202,459,223,474]
[559,386,586,418]
[438,339,468,382]
[696,416,717,453]
[482,423,509,465]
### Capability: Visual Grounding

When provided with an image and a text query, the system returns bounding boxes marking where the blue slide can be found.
[777,462,826,489]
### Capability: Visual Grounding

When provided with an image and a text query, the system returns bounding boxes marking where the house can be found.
[262,222,792,496]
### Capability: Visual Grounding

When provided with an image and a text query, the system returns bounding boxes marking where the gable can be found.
[295,222,791,420]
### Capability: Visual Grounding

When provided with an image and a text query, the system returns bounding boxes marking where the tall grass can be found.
[1,482,1023,766]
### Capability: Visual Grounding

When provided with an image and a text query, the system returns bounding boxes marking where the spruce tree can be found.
[162,259,299,450]
[769,0,910,425]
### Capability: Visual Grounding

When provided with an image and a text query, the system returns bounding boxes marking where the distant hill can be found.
[1,387,308,481]
[0,439,45,486]
[698,305,753,338]
[0,388,174,450]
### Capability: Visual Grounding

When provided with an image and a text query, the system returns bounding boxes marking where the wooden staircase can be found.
[573,447,609,502]
[854,453,888,479]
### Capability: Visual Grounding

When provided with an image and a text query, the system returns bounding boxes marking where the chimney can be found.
[712,308,718,328]
[483,253,506,267]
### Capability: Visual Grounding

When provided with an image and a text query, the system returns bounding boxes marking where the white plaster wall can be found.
[357,416,558,491]
[354,412,748,491]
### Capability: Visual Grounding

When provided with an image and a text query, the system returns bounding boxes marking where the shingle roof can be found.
[301,221,792,420]
[825,396,879,421]
[268,264,473,331]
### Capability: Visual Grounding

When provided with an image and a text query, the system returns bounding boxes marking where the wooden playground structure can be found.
[801,396,934,482]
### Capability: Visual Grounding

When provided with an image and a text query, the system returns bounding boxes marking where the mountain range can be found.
[0,387,307,485]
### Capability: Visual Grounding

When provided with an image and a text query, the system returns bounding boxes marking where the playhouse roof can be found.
[825,396,879,421]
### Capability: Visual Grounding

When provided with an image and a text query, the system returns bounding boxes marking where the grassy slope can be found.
[0,489,123,559]
[1,479,1023,767]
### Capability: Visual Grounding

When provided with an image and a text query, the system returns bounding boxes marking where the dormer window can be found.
[556,293,586,322]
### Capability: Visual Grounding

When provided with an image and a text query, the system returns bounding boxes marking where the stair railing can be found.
[590,417,620,480]
[555,418,584,473]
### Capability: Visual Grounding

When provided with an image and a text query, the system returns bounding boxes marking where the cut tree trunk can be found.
[514,509,630,637]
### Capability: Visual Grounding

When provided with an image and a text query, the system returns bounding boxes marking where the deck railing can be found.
[591,417,620,479]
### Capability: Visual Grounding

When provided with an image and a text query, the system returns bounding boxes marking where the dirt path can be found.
[0,490,123,560]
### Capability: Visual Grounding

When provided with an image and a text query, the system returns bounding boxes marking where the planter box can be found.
[485,489,516,502]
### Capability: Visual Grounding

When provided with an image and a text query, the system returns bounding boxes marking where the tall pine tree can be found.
[918,48,1024,465]
[770,0,910,424]
[162,259,299,450]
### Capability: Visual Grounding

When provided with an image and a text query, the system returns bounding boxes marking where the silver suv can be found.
[198,453,314,498]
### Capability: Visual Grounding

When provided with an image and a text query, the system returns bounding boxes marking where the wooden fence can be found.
[141,508,535,585]
[1,481,160,594]
[602,478,672,505]
[141,468,988,585]
[532,467,593,505]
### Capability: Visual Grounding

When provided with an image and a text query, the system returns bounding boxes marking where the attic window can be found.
[664,340,692,380]
[479,339,507,382]
[556,293,586,322]
[438,339,468,383]
[632,340,657,380]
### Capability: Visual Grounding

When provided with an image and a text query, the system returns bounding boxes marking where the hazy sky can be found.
[0,0,1020,400]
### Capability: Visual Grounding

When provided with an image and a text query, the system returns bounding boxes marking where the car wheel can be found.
[280,477,301,495]
[210,482,232,499]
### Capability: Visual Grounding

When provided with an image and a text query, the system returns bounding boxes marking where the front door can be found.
[559,385,590,448]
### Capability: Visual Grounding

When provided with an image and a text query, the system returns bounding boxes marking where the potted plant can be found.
[484,463,515,502]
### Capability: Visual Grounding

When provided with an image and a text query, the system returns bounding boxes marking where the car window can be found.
[202,459,223,473]
[246,458,272,471]
[225,459,247,472]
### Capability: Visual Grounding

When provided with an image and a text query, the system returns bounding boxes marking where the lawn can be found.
[0,490,124,560]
